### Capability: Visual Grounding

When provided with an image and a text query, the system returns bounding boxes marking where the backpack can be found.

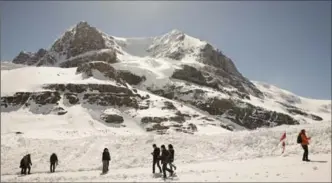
[297,134,302,144]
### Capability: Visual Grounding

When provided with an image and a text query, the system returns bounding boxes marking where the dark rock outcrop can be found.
[76,61,120,82]
[148,85,299,130]
[83,93,139,108]
[101,114,124,124]
[51,21,106,59]
[64,93,80,105]
[43,83,133,95]
[117,71,146,85]
[1,91,61,107]
[60,51,117,68]
[141,117,168,124]
[75,61,145,86]
[162,101,177,110]
[277,102,323,121]
[189,97,299,129]
[12,49,47,65]
[171,65,261,99]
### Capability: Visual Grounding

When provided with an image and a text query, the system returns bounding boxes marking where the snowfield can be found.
[1,115,331,182]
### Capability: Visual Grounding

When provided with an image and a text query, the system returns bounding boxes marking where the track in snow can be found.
[1,154,330,182]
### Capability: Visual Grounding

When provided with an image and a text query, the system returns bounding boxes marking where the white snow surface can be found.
[1,120,331,182]
[1,66,119,96]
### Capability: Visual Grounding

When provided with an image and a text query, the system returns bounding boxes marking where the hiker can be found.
[102,148,111,173]
[168,144,177,171]
[151,144,162,174]
[20,154,32,174]
[50,153,58,173]
[298,129,311,161]
[160,145,173,179]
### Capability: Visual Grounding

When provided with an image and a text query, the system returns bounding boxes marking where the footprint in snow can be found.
[313,166,318,171]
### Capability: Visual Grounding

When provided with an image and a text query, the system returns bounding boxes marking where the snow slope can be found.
[1,154,330,182]
[1,120,331,182]
[251,81,331,123]
[1,66,118,96]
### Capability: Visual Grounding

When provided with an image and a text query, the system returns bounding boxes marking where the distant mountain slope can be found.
[2,21,330,134]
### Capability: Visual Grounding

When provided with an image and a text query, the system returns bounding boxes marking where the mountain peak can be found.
[169,29,184,35]
[74,21,92,30]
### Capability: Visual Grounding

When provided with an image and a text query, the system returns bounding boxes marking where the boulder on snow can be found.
[162,101,177,110]
[117,70,146,85]
[141,117,168,124]
[101,114,124,124]
[64,93,80,105]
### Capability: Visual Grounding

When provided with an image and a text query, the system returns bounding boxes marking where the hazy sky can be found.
[1,1,331,99]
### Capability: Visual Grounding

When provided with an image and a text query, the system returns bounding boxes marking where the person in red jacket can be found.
[300,129,311,161]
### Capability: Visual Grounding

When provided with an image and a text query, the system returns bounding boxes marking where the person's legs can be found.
[303,145,309,161]
[301,145,307,161]
[162,163,167,178]
[106,161,109,172]
[27,166,31,174]
[152,160,156,173]
[102,160,105,173]
[157,160,162,173]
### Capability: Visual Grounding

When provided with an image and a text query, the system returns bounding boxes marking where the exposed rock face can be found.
[60,50,117,68]
[1,83,141,117]
[117,71,146,85]
[162,101,177,110]
[36,53,57,66]
[101,114,124,124]
[191,98,299,129]
[12,49,47,65]
[51,21,106,59]
[64,93,80,105]
[278,102,323,121]
[1,91,63,115]
[83,93,139,108]
[43,83,134,95]
[1,91,61,107]
[76,61,145,85]
[172,64,262,98]
[76,61,120,82]
[141,117,168,124]
[199,44,240,76]
[148,86,300,130]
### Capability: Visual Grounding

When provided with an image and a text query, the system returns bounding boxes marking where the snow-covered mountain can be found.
[3,21,331,135]
[2,21,331,182]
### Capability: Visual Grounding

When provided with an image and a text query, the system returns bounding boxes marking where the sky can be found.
[1,1,331,100]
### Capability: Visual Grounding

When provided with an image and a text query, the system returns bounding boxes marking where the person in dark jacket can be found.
[300,129,311,161]
[160,145,173,179]
[20,157,25,174]
[168,144,177,171]
[20,154,32,174]
[151,144,162,174]
[102,148,111,173]
[50,153,58,173]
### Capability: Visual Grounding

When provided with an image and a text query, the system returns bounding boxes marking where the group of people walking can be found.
[18,129,311,177]
[151,144,176,179]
